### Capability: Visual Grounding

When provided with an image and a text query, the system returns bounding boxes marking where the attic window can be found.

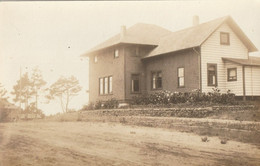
[94,56,98,63]
[114,49,119,58]
[220,32,230,45]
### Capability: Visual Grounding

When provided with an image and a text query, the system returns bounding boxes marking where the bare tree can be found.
[46,76,82,113]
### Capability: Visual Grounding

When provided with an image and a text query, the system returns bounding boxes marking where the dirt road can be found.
[0,121,260,166]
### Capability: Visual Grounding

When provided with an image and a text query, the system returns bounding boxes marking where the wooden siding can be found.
[225,62,243,96]
[201,23,248,94]
[245,66,260,96]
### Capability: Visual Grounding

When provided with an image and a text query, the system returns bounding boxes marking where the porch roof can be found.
[222,57,260,66]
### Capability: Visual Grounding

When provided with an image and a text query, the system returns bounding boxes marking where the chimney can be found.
[193,15,199,26]
[120,25,126,38]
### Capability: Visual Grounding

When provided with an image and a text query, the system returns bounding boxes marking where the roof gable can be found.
[144,16,257,59]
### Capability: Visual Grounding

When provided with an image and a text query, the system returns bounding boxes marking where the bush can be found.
[131,88,236,106]
[81,102,95,111]
[103,98,119,109]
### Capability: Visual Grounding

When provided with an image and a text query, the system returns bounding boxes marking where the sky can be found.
[1,0,260,115]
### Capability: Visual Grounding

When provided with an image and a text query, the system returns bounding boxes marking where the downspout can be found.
[192,47,202,92]
[242,65,246,101]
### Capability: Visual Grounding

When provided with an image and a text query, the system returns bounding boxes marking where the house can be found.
[82,16,260,103]
[0,99,21,122]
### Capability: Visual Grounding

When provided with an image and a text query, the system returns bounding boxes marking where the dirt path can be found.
[0,121,260,166]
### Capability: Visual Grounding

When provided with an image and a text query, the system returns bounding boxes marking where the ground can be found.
[0,121,260,166]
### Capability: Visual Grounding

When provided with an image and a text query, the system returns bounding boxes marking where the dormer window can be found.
[94,56,98,63]
[220,32,230,45]
[114,49,119,58]
[135,46,139,56]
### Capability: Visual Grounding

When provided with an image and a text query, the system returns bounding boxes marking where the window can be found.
[178,67,185,87]
[114,49,119,58]
[220,32,230,45]
[99,76,113,95]
[99,78,103,95]
[94,56,98,63]
[207,64,217,86]
[109,76,113,93]
[131,74,140,93]
[152,71,162,90]
[227,68,237,81]
[104,77,108,94]
[135,47,139,56]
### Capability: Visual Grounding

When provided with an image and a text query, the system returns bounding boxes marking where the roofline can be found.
[142,46,199,60]
[82,42,158,57]
[222,57,260,67]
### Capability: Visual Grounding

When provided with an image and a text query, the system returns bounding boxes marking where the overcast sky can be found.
[1,0,260,115]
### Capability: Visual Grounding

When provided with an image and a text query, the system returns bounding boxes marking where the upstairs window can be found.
[227,68,237,81]
[220,32,230,45]
[207,64,217,86]
[152,71,162,90]
[114,49,119,58]
[135,46,139,56]
[94,56,98,63]
[178,67,185,87]
[131,74,140,93]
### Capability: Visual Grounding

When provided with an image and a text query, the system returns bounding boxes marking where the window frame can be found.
[220,32,230,45]
[207,63,218,87]
[177,67,185,88]
[94,55,98,63]
[99,75,113,96]
[131,74,140,93]
[227,68,237,82]
[108,76,113,94]
[114,49,119,58]
[151,71,162,90]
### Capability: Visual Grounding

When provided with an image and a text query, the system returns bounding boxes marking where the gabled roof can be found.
[222,57,260,66]
[144,16,258,59]
[83,16,258,58]
[84,23,172,55]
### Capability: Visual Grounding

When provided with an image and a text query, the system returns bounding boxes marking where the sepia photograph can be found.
[0,0,260,165]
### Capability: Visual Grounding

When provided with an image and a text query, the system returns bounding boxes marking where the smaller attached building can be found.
[222,57,260,97]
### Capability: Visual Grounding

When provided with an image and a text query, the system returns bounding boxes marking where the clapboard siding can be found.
[245,67,260,96]
[225,62,243,96]
[201,23,248,95]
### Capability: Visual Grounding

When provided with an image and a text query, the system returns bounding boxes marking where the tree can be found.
[12,72,33,109]
[0,83,8,101]
[31,67,46,110]
[46,76,82,113]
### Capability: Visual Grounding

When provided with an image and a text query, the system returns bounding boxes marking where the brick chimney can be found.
[193,15,199,26]
[120,25,126,39]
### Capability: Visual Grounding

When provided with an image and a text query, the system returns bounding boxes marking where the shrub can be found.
[131,88,236,106]
[95,100,103,110]
[81,102,95,111]
[103,98,119,109]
